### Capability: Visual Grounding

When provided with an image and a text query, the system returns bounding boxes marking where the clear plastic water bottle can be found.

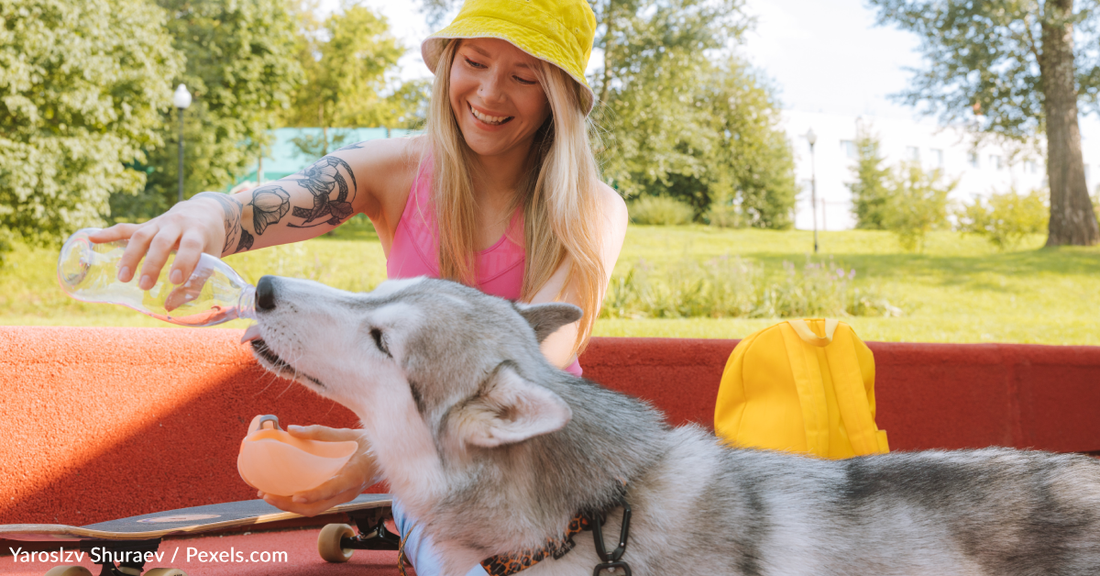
[57,228,256,327]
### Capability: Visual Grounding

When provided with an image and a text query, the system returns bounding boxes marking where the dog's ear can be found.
[457,364,572,448]
[515,302,583,343]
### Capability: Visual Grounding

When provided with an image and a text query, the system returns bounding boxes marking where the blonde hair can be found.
[425,39,605,355]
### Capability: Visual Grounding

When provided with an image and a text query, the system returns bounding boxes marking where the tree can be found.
[847,124,892,230]
[283,3,423,156]
[593,0,795,227]
[590,0,731,201]
[590,0,741,196]
[0,0,180,260]
[386,79,432,131]
[112,0,304,220]
[702,57,797,229]
[868,0,1100,246]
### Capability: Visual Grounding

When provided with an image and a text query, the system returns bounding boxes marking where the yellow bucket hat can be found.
[420,0,597,115]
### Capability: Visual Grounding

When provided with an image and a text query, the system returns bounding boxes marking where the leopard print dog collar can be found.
[480,486,630,576]
[479,511,594,576]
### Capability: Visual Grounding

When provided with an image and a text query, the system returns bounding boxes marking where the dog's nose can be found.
[256,275,276,311]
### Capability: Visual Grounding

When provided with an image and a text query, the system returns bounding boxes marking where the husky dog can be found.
[248,275,1100,576]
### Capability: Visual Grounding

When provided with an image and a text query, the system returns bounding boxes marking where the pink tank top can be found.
[387,161,582,376]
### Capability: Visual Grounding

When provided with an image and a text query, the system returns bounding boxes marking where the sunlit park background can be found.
[2,0,1098,344]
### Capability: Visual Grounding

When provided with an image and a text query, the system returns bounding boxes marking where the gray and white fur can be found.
[249,275,1100,576]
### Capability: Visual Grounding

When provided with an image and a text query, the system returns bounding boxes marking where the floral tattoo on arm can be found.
[192,192,254,256]
[287,156,358,228]
[193,156,357,255]
[244,155,359,240]
[249,186,291,236]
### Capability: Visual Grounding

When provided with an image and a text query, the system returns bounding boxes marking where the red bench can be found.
[2,327,1098,525]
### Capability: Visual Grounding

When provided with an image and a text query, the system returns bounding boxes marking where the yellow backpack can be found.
[714,319,889,459]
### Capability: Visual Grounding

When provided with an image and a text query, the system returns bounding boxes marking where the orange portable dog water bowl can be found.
[237,415,358,497]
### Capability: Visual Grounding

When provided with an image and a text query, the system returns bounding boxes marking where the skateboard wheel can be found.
[44,567,93,576]
[143,569,187,576]
[318,523,356,563]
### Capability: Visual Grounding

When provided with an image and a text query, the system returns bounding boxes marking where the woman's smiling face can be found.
[449,38,552,160]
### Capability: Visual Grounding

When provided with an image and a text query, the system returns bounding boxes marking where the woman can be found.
[93,0,625,573]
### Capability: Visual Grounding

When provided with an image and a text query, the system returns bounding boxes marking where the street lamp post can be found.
[806,128,818,254]
[172,84,192,204]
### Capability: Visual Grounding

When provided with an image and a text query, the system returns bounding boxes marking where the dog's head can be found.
[247,275,581,452]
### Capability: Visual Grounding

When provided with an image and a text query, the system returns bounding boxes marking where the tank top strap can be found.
[388,155,524,296]
[385,158,581,376]
[407,158,439,247]
[387,158,440,278]
[477,203,525,284]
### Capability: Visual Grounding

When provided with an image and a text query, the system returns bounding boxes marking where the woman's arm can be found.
[528,182,628,368]
[91,137,421,290]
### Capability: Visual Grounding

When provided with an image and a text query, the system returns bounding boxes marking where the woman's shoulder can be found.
[336,134,428,179]
[339,135,429,228]
[592,181,628,231]
[593,180,626,209]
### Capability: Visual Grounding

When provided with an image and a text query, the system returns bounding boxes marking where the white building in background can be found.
[782,110,1100,230]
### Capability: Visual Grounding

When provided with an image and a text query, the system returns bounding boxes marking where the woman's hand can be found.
[258,425,380,517]
[88,193,232,291]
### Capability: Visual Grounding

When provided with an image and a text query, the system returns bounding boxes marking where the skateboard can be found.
[1,493,400,576]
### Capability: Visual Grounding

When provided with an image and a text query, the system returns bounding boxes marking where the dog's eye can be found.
[370,327,391,358]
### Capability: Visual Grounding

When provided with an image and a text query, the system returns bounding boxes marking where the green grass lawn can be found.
[3,216,1098,345]
[602,226,1100,344]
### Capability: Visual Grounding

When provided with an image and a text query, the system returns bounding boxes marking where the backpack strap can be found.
[787,318,838,347]
[820,324,889,455]
[778,321,831,456]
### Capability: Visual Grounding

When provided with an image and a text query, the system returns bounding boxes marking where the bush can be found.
[754,259,901,319]
[601,256,901,319]
[955,189,1048,250]
[883,162,955,252]
[627,196,695,226]
[705,190,744,228]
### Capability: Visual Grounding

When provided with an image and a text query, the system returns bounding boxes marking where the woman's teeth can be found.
[471,105,511,125]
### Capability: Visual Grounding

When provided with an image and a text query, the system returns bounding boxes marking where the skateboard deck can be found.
[2,493,396,575]
[1,493,391,542]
